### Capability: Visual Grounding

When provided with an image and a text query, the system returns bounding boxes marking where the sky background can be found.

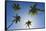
[6,1,45,29]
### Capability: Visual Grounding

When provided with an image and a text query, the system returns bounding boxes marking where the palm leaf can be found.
[36,8,45,12]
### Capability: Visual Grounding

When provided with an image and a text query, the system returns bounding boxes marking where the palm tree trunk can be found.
[8,22,13,29]
[29,26,30,29]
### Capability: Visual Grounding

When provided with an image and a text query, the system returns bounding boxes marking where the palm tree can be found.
[8,15,21,29]
[13,14,21,23]
[7,3,21,29]
[25,20,31,29]
[13,3,21,12]
[29,3,44,16]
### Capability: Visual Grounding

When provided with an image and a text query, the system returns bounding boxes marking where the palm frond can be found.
[37,8,45,12]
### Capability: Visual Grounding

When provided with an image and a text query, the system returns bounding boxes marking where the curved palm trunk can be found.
[28,26,30,29]
[26,25,30,29]
[8,22,13,29]
[28,25,30,29]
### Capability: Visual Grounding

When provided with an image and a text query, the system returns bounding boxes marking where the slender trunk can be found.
[8,22,13,29]
[29,26,30,29]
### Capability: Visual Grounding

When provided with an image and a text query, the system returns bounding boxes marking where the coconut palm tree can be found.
[13,3,21,11]
[29,3,44,16]
[13,14,21,23]
[8,15,21,28]
[8,3,21,29]
[26,20,31,29]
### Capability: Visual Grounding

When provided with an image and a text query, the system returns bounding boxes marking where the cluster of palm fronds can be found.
[13,15,21,23]
[13,3,21,11]
[26,20,31,29]
[7,3,44,29]
[29,3,44,16]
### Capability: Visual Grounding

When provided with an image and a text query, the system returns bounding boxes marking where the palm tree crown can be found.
[13,3,21,11]
[29,3,44,16]
[26,20,31,29]
[13,15,21,23]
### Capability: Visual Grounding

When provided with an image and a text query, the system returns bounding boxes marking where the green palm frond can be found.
[36,8,45,12]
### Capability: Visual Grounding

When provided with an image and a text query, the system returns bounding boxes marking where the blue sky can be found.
[6,1,45,29]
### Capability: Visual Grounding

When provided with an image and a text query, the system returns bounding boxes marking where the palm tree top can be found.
[13,15,21,23]
[29,3,44,16]
[13,3,21,11]
[26,20,31,25]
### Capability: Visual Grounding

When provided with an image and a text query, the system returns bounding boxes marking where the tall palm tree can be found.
[29,3,44,16]
[25,20,31,29]
[8,3,21,29]
[8,15,21,28]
